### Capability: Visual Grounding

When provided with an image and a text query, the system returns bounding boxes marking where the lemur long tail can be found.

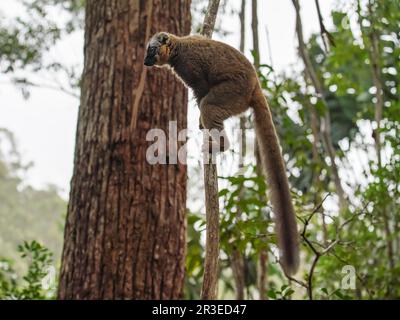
[251,85,300,275]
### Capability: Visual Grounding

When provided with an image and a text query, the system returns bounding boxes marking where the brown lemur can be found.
[144,32,299,275]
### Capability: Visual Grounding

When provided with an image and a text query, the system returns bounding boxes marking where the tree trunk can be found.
[359,0,395,275]
[231,0,247,300]
[251,0,260,68]
[200,0,221,300]
[58,0,191,300]
[251,0,269,299]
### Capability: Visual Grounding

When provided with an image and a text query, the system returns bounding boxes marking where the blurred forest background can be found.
[0,0,399,299]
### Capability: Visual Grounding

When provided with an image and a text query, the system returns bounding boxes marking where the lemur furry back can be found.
[144,32,300,275]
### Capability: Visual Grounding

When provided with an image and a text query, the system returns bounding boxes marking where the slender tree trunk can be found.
[251,0,260,67]
[231,249,245,300]
[200,0,221,300]
[251,0,261,174]
[305,97,328,244]
[251,0,268,300]
[292,0,347,210]
[251,0,261,184]
[369,28,383,166]
[368,20,395,273]
[58,0,191,299]
[231,0,247,300]
[358,0,395,274]
[239,0,246,54]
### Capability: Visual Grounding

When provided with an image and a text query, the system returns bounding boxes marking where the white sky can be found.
[0,0,335,198]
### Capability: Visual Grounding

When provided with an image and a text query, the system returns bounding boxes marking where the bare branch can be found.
[3,78,80,99]
[314,0,335,52]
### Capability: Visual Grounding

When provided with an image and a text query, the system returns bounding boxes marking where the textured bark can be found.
[58,0,191,300]
[201,160,220,300]
[201,0,220,38]
[200,0,221,300]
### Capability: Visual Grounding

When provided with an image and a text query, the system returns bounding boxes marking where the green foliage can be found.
[0,0,80,72]
[0,240,56,299]
[186,0,400,300]
[262,0,400,299]
[0,0,85,98]
[219,170,270,254]
[0,129,67,274]
[185,213,205,299]
[219,169,271,296]
[267,285,295,300]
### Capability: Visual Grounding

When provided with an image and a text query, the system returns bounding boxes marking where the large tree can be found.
[58,0,191,299]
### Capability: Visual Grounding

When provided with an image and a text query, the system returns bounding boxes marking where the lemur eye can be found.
[158,33,168,43]
[149,46,157,54]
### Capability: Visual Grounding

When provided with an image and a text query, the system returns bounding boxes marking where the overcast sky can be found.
[0,0,335,198]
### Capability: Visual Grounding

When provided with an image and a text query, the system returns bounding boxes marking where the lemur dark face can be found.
[144,32,171,67]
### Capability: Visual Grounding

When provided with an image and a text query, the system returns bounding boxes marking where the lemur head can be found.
[144,32,173,67]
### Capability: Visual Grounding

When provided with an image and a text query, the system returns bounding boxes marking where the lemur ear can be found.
[158,32,169,44]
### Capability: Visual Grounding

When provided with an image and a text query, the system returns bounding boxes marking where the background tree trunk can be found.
[231,0,247,300]
[251,0,268,300]
[58,0,191,299]
[292,0,347,210]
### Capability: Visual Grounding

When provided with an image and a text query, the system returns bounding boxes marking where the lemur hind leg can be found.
[200,103,231,153]
[199,81,250,153]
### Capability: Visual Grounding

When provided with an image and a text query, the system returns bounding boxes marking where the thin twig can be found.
[314,0,335,52]
[2,79,80,99]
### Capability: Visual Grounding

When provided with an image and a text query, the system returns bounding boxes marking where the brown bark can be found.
[257,250,268,300]
[231,248,245,300]
[201,160,220,299]
[200,0,221,300]
[201,0,221,38]
[58,0,191,299]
